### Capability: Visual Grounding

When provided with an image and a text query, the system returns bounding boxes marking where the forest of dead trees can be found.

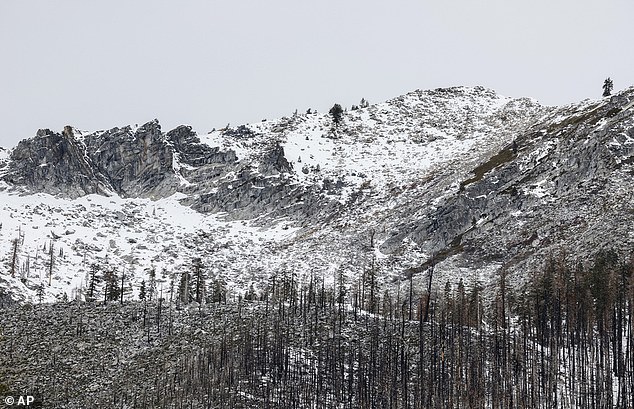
[1,249,634,408]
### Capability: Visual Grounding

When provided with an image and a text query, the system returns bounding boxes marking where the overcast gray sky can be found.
[1,0,632,148]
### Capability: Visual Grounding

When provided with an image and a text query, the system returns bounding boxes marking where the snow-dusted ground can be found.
[201,87,541,195]
[0,187,299,303]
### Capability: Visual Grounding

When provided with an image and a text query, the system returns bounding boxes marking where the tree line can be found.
[15,249,629,408]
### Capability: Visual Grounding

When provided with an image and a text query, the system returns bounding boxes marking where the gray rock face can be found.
[4,128,109,197]
[167,125,237,167]
[84,120,179,198]
[258,143,292,175]
[2,120,241,200]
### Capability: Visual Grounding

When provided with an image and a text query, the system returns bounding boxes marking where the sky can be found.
[1,0,633,148]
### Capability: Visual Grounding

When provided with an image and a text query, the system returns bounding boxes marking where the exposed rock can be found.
[166,125,237,166]
[84,120,179,198]
[258,143,292,175]
[2,120,239,201]
[4,128,108,197]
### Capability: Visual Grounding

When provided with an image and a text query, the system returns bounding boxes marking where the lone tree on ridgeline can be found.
[603,77,613,97]
[329,103,344,126]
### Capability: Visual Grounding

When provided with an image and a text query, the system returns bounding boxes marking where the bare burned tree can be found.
[9,238,19,278]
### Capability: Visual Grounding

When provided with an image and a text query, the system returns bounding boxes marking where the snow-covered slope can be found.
[3,85,633,304]
[202,86,541,194]
[0,189,299,303]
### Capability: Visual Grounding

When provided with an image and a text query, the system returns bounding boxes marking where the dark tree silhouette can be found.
[103,268,120,302]
[603,77,613,97]
[9,238,19,277]
[86,264,101,302]
[329,103,344,126]
[139,280,146,301]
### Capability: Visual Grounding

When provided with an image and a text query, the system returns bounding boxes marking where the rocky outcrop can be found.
[1,118,321,221]
[258,143,292,175]
[167,125,237,167]
[83,120,179,198]
[4,128,109,197]
[1,120,241,200]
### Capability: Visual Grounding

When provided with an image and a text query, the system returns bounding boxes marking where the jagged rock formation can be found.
[5,128,109,197]
[1,119,323,221]
[84,120,179,198]
[3,120,237,199]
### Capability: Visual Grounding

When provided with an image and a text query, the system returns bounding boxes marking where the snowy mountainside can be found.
[388,87,634,286]
[3,85,633,304]
[202,86,541,193]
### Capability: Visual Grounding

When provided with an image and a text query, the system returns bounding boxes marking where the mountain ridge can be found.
[1,85,633,305]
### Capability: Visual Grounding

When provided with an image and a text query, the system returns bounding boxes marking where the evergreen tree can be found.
[329,103,344,126]
[192,258,205,304]
[603,77,613,97]
[47,240,55,286]
[36,283,44,303]
[244,283,257,301]
[208,277,227,303]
